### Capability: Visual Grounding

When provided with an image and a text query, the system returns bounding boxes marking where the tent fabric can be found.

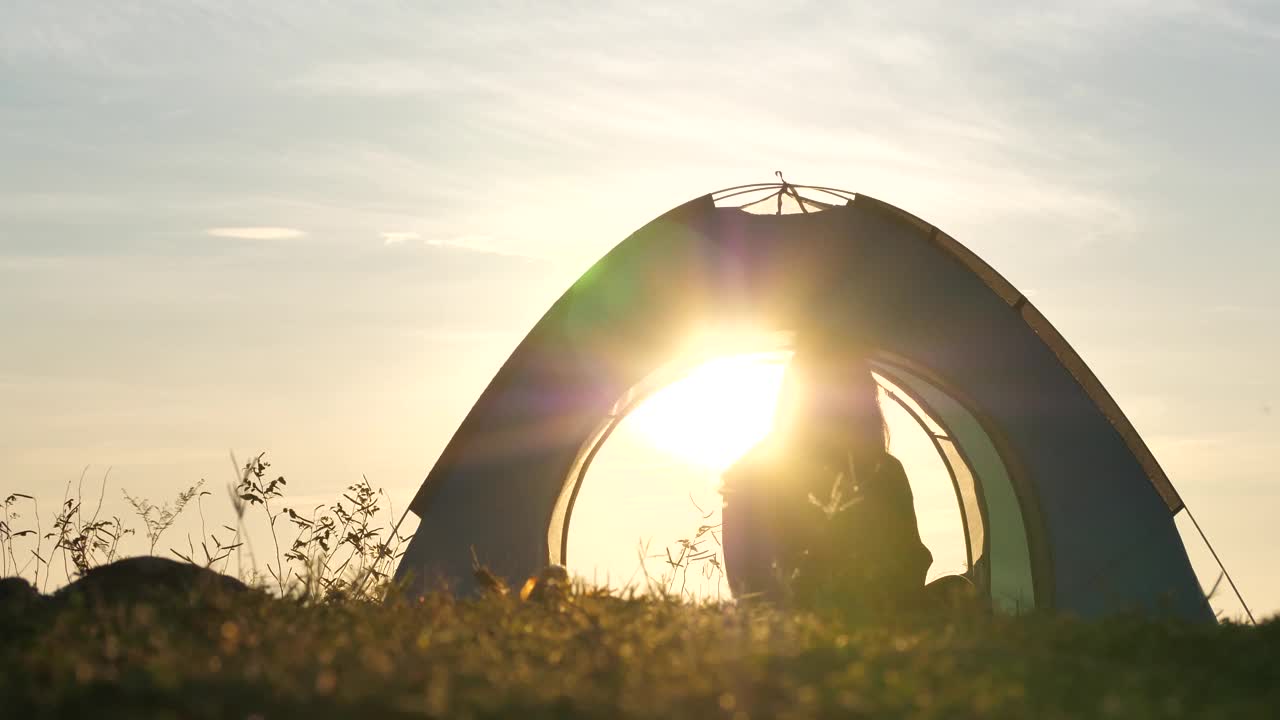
[856,194,1183,513]
[395,187,1212,621]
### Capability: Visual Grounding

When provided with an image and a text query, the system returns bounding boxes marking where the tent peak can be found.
[712,182,857,215]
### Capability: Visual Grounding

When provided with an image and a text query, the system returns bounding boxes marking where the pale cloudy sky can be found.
[1,2,1277,615]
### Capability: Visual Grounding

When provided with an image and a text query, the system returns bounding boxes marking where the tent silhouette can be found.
[394,183,1214,620]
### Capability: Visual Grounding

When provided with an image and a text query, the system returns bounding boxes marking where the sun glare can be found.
[627,352,792,471]
[568,351,967,599]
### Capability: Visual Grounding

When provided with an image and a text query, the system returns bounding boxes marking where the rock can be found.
[0,576,43,612]
[52,556,252,607]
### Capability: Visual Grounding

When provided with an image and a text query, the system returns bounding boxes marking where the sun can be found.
[627,351,792,471]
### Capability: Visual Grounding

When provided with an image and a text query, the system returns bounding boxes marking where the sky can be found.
[1,1,1277,616]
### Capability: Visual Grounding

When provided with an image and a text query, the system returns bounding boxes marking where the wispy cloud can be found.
[380,231,418,245]
[206,227,306,240]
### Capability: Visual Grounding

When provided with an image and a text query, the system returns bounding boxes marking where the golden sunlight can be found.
[568,352,967,600]
[627,352,792,472]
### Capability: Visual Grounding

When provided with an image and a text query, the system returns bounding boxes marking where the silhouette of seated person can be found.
[720,330,934,610]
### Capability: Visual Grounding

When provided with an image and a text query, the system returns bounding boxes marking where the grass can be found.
[2,586,1277,719]
[3,454,1277,718]
[2,453,410,603]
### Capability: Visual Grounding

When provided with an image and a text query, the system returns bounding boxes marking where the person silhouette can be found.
[720,327,933,610]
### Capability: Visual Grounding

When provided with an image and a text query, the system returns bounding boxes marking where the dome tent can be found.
[394,183,1215,621]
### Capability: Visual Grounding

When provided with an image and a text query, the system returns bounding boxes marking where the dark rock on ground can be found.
[0,576,42,612]
[52,556,253,607]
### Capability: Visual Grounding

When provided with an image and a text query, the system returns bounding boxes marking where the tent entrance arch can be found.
[549,342,1039,611]
[394,183,1214,621]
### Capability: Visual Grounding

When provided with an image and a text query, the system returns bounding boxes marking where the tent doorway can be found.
[562,349,971,601]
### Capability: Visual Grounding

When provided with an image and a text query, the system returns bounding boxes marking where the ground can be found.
[2,586,1276,719]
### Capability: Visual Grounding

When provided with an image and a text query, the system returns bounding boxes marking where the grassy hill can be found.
[3,585,1276,719]
[3,457,1277,718]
